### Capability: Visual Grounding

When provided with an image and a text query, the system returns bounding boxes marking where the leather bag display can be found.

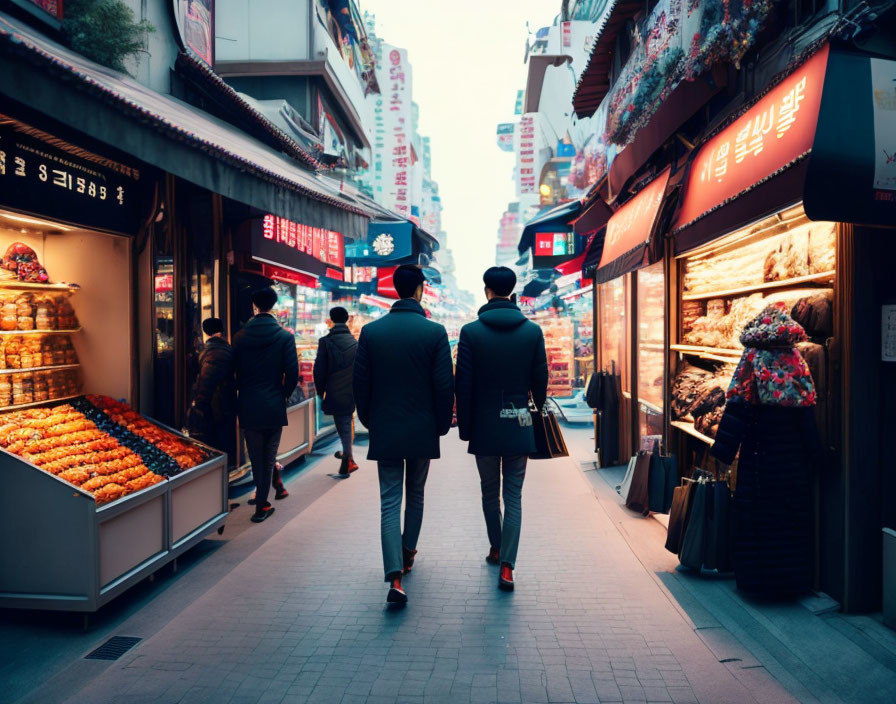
[648,442,679,514]
[679,480,709,569]
[664,479,696,554]
[617,454,637,500]
[625,451,651,516]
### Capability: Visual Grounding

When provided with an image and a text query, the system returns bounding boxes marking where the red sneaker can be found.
[402,547,418,574]
[387,577,407,605]
[499,564,514,591]
[346,458,359,473]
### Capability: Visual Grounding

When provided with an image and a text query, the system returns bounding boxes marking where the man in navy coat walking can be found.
[455,267,548,591]
[353,265,454,604]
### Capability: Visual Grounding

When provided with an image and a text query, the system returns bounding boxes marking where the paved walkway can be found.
[50,429,793,704]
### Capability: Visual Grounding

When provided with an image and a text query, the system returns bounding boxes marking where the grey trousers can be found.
[377,458,430,581]
[333,413,353,457]
[475,454,527,569]
[245,427,282,508]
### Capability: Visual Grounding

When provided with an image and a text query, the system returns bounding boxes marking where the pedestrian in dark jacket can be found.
[187,318,237,465]
[353,265,454,605]
[233,287,299,523]
[313,306,358,477]
[455,266,548,592]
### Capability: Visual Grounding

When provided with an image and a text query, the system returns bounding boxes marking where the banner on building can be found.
[172,0,214,67]
[497,123,515,152]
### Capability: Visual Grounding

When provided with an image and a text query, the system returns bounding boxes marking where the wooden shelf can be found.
[0,280,79,293]
[0,393,81,413]
[0,363,79,376]
[671,344,742,360]
[681,271,834,301]
[0,327,81,336]
[671,420,715,446]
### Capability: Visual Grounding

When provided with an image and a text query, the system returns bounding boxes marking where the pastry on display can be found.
[1,242,49,283]
[0,404,164,504]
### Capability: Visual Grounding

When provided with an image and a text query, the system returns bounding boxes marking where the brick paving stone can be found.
[48,431,794,704]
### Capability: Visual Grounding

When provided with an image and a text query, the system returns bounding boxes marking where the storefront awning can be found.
[0,12,369,238]
[592,167,671,284]
[572,183,613,235]
[581,228,606,277]
[517,199,581,254]
[672,44,896,254]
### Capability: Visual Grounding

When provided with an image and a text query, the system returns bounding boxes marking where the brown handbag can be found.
[529,403,569,460]
[664,478,697,554]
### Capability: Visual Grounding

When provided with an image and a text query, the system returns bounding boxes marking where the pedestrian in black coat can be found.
[313,306,358,476]
[187,318,236,466]
[455,266,548,591]
[233,287,299,523]
[352,265,454,605]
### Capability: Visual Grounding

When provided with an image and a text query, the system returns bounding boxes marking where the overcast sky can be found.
[363,0,559,296]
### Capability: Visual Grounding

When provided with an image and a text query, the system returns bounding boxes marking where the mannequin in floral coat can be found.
[711,303,822,595]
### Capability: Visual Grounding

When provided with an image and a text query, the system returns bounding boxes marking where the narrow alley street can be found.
[7,427,888,704]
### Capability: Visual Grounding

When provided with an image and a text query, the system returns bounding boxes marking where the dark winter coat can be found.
[454,299,548,456]
[232,313,299,429]
[711,403,822,595]
[313,324,358,416]
[353,298,454,461]
[187,336,237,461]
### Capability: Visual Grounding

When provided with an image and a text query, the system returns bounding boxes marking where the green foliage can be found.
[61,0,155,73]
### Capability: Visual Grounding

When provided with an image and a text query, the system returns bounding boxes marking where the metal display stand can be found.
[0,436,228,612]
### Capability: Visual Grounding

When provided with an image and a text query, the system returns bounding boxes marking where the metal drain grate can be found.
[85,636,142,660]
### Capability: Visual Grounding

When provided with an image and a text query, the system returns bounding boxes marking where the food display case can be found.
[670,205,836,452]
[636,262,665,449]
[0,395,227,612]
[542,317,574,398]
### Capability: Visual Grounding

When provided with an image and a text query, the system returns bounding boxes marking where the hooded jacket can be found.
[232,313,299,429]
[313,323,358,416]
[455,298,549,456]
[353,298,454,460]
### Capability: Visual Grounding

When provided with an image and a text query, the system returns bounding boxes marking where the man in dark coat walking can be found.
[187,318,236,466]
[233,287,299,523]
[353,265,454,605]
[313,306,358,477]
[455,266,548,591]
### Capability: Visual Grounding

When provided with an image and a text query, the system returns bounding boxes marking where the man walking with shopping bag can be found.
[353,265,454,605]
[455,266,548,591]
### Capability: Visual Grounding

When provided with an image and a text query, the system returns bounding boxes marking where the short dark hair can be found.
[483,266,516,297]
[393,264,426,299]
[330,306,349,324]
[252,286,278,312]
[202,317,224,336]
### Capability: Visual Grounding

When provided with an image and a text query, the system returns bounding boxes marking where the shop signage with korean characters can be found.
[0,122,148,235]
[674,44,830,230]
[518,115,537,194]
[497,123,515,152]
[250,215,344,278]
[599,168,670,270]
[535,232,574,257]
[871,57,896,196]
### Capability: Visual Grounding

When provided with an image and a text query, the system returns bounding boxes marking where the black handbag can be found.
[529,403,569,460]
[648,442,679,514]
[679,480,709,569]
[625,451,651,515]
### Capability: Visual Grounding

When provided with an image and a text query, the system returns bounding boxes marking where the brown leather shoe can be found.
[499,563,514,591]
[387,577,407,605]
[486,547,500,565]
[402,547,418,574]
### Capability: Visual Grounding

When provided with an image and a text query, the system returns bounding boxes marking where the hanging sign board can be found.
[172,1,214,67]
[598,167,670,272]
[674,45,830,231]
[250,215,344,278]
[0,120,148,235]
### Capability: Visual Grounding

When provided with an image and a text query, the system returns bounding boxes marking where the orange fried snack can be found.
[125,472,163,493]
[81,475,115,492]
[93,483,127,504]
[57,468,90,486]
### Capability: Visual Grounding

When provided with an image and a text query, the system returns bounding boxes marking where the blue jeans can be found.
[475,455,527,569]
[333,413,353,457]
[378,458,430,581]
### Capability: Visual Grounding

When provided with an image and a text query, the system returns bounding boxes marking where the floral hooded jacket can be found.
[726,302,817,407]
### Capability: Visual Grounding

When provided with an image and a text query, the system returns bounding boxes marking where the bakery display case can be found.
[671,205,836,448]
[637,262,665,448]
[542,317,575,398]
[0,395,227,612]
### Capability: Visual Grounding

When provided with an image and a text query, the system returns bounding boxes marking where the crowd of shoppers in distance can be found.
[189,264,548,604]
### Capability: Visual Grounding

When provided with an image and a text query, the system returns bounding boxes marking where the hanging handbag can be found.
[625,450,651,516]
[662,453,679,514]
[679,479,709,569]
[529,401,569,460]
[705,475,733,572]
[664,478,696,554]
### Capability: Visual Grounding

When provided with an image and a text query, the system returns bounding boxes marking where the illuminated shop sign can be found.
[250,215,345,279]
[0,120,147,235]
